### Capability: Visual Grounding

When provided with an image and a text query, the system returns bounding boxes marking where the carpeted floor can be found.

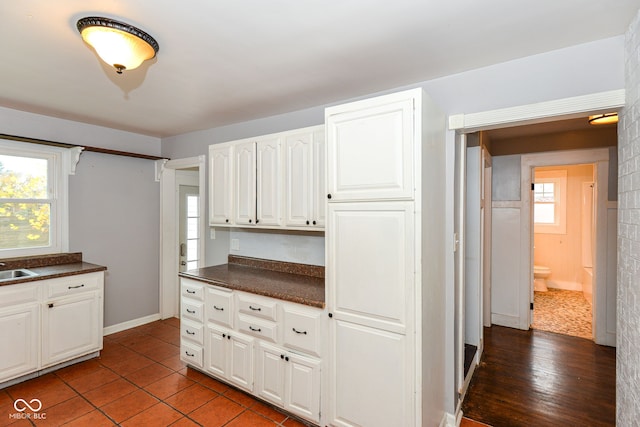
[532,288,592,339]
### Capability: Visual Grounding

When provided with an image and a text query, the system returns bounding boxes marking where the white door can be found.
[327,202,414,334]
[328,319,410,427]
[256,138,282,226]
[311,127,326,227]
[256,342,286,406]
[179,184,200,272]
[209,144,233,225]
[234,141,256,225]
[0,304,39,382]
[287,352,321,423]
[284,132,312,227]
[206,325,227,378]
[326,96,414,201]
[42,292,101,366]
[228,331,254,392]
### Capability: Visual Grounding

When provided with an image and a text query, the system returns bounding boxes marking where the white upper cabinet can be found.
[209,143,234,226]
[326,95,415,202]
[284,127,325,229]
[209,125,324,231]
[234,141,257,226]
[256,137,282,227]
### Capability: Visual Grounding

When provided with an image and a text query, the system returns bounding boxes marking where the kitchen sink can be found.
[0,269,38,282]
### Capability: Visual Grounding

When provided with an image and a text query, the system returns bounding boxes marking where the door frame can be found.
[522,149,611,343]
[449,89,623,345]
[158,155,206,319]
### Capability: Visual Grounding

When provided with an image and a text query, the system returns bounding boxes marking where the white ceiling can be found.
[1,1,639,138]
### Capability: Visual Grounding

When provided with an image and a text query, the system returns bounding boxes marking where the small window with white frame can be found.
[533,169,567,234]
[0,139,71,257]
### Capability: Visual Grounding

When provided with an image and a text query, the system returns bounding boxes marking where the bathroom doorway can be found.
[530,164,595,339]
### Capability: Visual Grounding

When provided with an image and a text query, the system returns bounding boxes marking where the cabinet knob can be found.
[222,333,226,338]
[48,303,54,308]
[249,219,252,223]
[256,219,259,224]
[312,220,316,225]
[306,220,310,225]
[227,335,231,340]
[225,219,229,223]
[281,354,285,359]
[285,356,289,362]
[327,194,332,199]
[328,313,333,318]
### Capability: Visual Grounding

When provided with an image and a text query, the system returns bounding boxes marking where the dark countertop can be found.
[0,253,106,287]
[180,259,325,309]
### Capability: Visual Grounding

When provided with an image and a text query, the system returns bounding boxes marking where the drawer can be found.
[237,314,277,343]
[181,299,204,323]
[283,304,323,357]
[181,319,204,345]
[0,282,39,309]
[181,279,204,301]
[237,293,278,321]
[47,272,102,298]
[180,342,203,368]
[206,287,233,327]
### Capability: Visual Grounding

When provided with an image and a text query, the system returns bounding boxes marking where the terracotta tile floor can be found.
[0,318,308,427]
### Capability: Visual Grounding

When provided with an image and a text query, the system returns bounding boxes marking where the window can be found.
[0,140,71,257]
[533,169,566,234]
[185,194,200,271]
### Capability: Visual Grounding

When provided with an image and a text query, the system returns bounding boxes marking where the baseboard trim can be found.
[103,313,162,336]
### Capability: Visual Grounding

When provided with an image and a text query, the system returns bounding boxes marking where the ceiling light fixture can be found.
[76,16,159,74]
[588,113,618,125]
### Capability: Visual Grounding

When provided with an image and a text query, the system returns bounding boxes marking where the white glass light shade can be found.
[77,17,159,74]
[588,113,618,125]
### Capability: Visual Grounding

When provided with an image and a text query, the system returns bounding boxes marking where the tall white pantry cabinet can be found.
[324,89,448,426]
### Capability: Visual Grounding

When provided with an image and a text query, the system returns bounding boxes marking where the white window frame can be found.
[533,169,567,235]
[0,139,72,257]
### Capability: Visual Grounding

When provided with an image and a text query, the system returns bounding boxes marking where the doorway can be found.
[530,163,595,340]
[159,156,206,319]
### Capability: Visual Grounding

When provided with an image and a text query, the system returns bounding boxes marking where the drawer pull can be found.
[249,326,262,332]
[249,305,261,311]
[186,308,196,314]
[292,328,308,335]
[186,330,195,335]
[185,351,195,357]
[213,305,224,311]
[186,289,196,294]
[68,284,85,289]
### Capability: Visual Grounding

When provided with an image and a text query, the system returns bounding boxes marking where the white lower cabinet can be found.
[180,277,323,425]
[0,272,104,384]
[42,290,101,367]
[0,303,39,381]
[257,341,321,423]
[206,324,254,392]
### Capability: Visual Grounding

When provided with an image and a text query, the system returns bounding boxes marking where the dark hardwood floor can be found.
[462,326,616,427]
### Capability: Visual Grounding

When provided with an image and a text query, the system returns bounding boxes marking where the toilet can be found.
[533,265,551,292]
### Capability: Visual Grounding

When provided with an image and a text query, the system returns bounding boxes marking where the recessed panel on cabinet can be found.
[181,299,204,323]
[328,202,414,334]
[181,319,204,346]
[282,304,322,357]
[47,272,101,298]
[326,97,414,201]
[209,143,234,226]
[181,342,203,368]
[206,286,233,327]
[181,279,204,301]
[237,314,277,343]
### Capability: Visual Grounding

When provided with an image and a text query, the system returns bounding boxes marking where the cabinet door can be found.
[0,304,39,382]
[284,133,312,228]
[42,291,101,367]
[206,325,227,378]
[326,95,414,201]
[311,128,326,227]
[286,352,321,423]
[328,320,411,427]
[256,138,282,226]
[327,202,414,334]
[234,141,256,225]
[256,342,286,407]
[209,144,234,225]
[228,332,254,392]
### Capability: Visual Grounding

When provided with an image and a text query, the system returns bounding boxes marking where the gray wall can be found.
[69,152,160,328]
[617,11,640,425]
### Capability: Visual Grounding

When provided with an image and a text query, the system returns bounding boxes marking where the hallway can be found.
[462,326,615,426]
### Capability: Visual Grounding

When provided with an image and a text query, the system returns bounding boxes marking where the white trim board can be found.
[103,313,163,336]
[448,89,625,132]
